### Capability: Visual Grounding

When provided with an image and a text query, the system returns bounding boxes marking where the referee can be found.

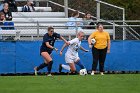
[88,23,111,75]
[34,26,68,76]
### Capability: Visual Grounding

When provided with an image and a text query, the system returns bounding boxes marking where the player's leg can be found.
[68,63,76,73]
[34,60,48,72]
[99,48,107,75]
[35,52,53,76]
[75,58,85,69]
[41,52,53,75]
[59,64,70,73]
[59,53,76,73]
[91,47,99,75]
[59,63,76,73]
[59,56,76,73]
[34,56,49,76]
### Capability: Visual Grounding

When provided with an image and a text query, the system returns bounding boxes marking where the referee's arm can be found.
[107,39,111,53]
[88,33,94,45]
[107,32,111,53]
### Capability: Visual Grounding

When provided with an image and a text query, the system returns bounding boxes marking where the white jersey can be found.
[66,38,81,56]
[65,38,81,63]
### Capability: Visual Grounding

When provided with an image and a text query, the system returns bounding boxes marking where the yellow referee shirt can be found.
[90,30,110,49]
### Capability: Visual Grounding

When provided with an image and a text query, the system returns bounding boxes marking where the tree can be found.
[103,0,140,20]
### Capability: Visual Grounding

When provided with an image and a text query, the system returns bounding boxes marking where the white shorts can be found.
[65,52,80,64]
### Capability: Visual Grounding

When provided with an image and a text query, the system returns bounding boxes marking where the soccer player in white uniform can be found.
[59,31,89,74]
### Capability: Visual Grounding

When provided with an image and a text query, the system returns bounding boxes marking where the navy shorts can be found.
[40,48,52,55]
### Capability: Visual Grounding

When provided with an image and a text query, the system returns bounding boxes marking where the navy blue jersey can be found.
[40,33,60,54]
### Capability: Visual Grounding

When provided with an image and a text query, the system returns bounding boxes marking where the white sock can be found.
[62,64,70,71]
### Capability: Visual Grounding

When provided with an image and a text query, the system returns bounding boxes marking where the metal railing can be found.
[46,0,140,40]
[0,20,140,41]
[0,0,140,40]
[45,0,127,40]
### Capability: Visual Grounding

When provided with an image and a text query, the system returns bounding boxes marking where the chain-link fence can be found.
[48,0,96,18]
[100,3,123,20]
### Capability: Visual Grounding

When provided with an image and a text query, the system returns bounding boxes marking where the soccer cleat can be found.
[100,72,104,75]
[59,64,62,73]
[91,72,95,75]
[47,74,52,76]
[34,67,38,76]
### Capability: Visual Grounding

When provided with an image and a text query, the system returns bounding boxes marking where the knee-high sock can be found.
[47,61,53,74]
[75,60,85,69]
[37,63,48,71]
[61,64,70,71]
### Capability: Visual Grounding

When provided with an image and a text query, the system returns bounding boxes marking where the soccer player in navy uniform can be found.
[34,26,68,76]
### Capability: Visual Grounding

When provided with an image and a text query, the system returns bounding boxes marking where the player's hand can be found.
[60,51,63,56]
[53,47,58,52]
[89,44,92,49]
[107,49,110,54]
[85,50,89,52]
[9,16,12,18]
[3,18,6,21]
[66,41,70,46]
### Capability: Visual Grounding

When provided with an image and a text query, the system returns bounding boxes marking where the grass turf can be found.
[0,74,140,93]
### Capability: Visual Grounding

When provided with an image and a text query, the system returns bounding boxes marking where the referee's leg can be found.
[92,47,99,72]
[99,48,107,73]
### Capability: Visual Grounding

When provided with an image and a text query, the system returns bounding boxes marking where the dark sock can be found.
[70,71,78,75]
[37,63,48,71]
[75,61,85,69]
[47,61,53,74]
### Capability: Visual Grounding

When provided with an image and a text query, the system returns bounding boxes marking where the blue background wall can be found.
[0,41,140,74]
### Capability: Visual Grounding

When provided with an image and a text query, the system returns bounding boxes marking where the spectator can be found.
[66,10,83,30]
[22,0,35,12]
[4,0,17,12]
[1,3,12,21]
[83,12,95,29]
[0,12,15,40]
[0,12,14,30]
[0,2,3,11]
[0,12,6,30]
[0,12,5,40]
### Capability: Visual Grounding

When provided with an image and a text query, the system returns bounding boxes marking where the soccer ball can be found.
[79,69,87,76]
[91,38,96,44]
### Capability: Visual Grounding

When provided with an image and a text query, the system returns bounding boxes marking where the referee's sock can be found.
[47,61,53,74]
[75,60,85,69]
[37,63,48,71]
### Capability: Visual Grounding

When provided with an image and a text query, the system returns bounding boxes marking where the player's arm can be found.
[60,36,70,45]
[43,35,55,50]
[80,46,89,52]
[45,42,58,51]
[60,43,68,55]
[54,33,69,45]
[60,38,76,55]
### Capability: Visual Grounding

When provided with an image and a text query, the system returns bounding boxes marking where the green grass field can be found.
[0,74,140,93]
